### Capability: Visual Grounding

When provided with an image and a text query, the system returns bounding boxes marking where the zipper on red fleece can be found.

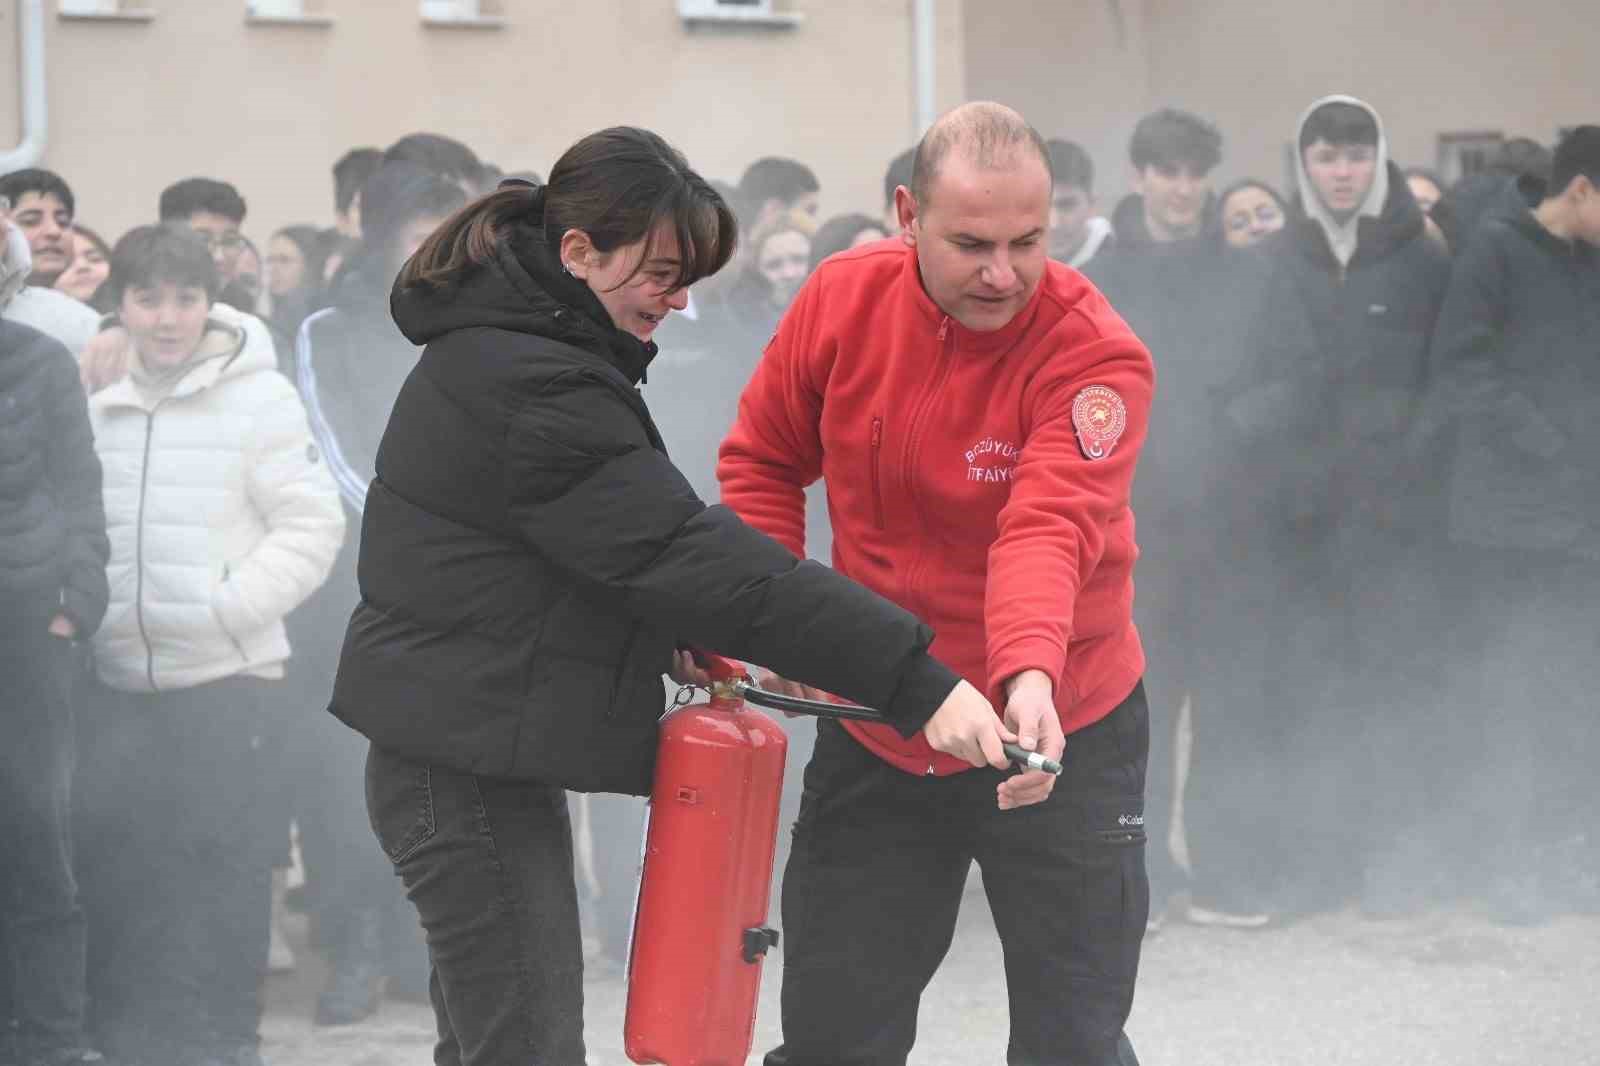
[869,415,886,530]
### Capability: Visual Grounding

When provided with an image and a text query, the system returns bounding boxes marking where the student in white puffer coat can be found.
[76,225,343,1066]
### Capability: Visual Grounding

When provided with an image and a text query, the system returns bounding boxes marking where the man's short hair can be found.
[883,147,916,208]
[911,103,1053,205]
[385,132,482,187]
[1046,138,1094,193]
[0,168,75,218]
[1298,102,1379,152]
[159,178,247,224]
[1549,126,1600,196]
[1130,109,1223,174]
[107,224,221,305]
[738,157,820,211]
[333,147,384,214]
[1489,137,1554,183]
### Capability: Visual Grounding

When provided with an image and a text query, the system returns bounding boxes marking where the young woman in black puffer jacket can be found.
[329,126,1009,1065]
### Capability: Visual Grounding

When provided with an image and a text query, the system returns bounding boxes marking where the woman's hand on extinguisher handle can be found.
[669,649,714,687]
[922,680,1015,771]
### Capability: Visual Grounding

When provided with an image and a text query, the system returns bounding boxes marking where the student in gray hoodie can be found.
[1225,95,1451,917]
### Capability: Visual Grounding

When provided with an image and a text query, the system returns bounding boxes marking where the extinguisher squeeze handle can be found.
[684,651,1061,776]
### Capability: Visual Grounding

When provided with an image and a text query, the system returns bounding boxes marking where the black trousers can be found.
[0,627,88,1056]
[366,745,586,1066]
[765,683,1150,1066]
[76,678,276,1064]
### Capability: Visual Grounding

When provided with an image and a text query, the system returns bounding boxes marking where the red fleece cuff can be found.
[988,636,1068,708]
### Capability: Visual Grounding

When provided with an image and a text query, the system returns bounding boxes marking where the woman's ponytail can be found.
[397,184,538,290]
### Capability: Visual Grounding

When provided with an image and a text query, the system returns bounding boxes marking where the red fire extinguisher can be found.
[624,653,1061,1066]
[623,653,788,1066]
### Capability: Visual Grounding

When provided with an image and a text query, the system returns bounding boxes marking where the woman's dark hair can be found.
[107,224,221,305]
[809,213,888,273]
[1217,178,1288,218]
[401,127,737,295]
[1300,102,1379,152]
[69,222,111,262]
[273,224,332,289]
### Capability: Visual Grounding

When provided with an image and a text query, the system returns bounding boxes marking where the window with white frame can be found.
[249,0,303,16]
[678,0,801,28]
[421,0,503,23]
[59,0,126,15]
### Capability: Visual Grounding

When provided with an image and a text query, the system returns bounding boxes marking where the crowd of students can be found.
[1,100,1598,1066]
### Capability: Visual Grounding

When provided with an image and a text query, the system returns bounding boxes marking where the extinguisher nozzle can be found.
[1002,743,1062,776]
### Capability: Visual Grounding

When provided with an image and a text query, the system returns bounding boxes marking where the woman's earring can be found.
[562,261,577,278]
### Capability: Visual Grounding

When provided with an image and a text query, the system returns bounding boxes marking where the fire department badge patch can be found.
[1071,386,1127,461]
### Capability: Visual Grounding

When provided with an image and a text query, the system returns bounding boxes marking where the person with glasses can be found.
[159,177,250,284]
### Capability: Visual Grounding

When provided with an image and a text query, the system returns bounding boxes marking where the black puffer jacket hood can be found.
[391,188,655,386]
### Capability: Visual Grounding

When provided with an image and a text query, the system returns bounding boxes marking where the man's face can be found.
[1303,139,1379,220]
[1133,164,1210,241]
[185,210,245,280]
[898,151,1051,333]
[1048,183,1094,260]
[1571,176,1600,247]
[12,191,73,282]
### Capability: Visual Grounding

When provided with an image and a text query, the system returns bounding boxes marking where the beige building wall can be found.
[3,0,961,247]
[964,0,1596,204]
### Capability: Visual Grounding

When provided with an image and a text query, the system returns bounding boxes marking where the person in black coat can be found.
[1423,126,1600,922]
[328,126,1008,1066]
[1431,136,1553,254]
[0,317,109,1066]
[1085,109,1279,931]
[286,161,467,1025]
[1225,96,1451,915]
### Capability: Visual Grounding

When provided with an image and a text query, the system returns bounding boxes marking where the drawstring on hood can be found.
[1294,94,1390,269]
[1,220,32,311]
[1068,217,1115,269]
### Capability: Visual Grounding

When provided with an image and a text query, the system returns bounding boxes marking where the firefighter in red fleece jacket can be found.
[719,103,1154,1066]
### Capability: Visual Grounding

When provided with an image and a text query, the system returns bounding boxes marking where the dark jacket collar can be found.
[390,191,657,386]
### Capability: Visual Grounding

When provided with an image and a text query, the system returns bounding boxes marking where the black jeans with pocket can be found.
[0,627,89,1058]
[765,682,1151,1066]
[365,744,586,1066]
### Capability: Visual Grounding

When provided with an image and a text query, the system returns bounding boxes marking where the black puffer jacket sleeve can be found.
[504,367,958,736]
[41,341,110,634]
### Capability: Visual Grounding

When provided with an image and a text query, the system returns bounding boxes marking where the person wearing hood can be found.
[1423,125,1600,924]
[0,188,100,359]
[74,225,343,1066]
[1046,137,1113,269]
[1085,108,1276,933]
[1226,95,1451,916]
[329,126,1006,1066]
[0,230,110,1066]
[286,160,466,1026]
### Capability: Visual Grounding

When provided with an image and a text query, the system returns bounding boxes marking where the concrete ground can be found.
[262,891,1600,1066]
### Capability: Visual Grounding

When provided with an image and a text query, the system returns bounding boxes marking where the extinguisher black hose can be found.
[733,684,1063,776]
[735,683,888,722]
